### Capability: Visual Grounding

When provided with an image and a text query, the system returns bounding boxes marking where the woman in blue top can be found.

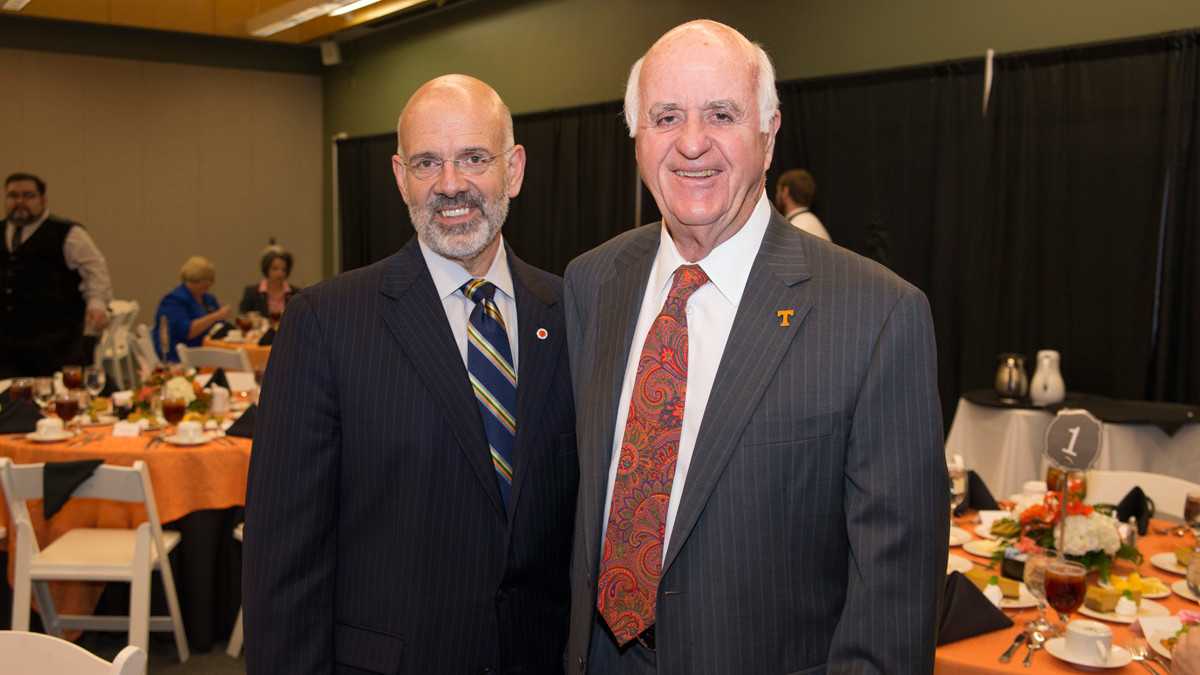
[155,256,231,362]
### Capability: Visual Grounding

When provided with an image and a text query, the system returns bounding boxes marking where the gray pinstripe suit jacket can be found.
[244,236,577,674]
[564,212,949,674]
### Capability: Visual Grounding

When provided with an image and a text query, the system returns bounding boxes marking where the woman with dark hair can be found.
[239,245,299,321]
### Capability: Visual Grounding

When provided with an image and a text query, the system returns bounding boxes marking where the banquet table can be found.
[936,515,1197,673]
[202,335,271,370]
[0,426,251,650]
[945,393,1200,499]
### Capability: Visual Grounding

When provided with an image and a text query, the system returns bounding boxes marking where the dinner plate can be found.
[962,539,1001,558]
[24,430,77,443]
[163,434,210,446]
[1000,582,1037,609]
[1097,574,1171,599]
[1173,579,1199,603]
[1150,551,1188,576]
[78,414,119,427]
[1150,630,1179,661]
[948,526,971,546]
[946,554,973,575]
[1044,638,1131,670]
[1078,598,1169,624]
[973,524,998,540]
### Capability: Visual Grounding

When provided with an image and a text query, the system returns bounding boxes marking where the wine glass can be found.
[61,364,84,390]
[84,365,106,398]
[31,377,54,411]
[160,393,188,437]
[1023,552,1058,635]
[54,390,83,427]
[8,376,34,403]
[948,459,967,522]
[1044,559,1087,633]
[1185,491,1200,539]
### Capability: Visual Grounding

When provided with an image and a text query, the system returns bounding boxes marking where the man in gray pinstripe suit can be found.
[244,75,577,674]
[565,21,949,674]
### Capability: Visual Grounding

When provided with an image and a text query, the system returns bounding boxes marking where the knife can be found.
[999,631,1030,663]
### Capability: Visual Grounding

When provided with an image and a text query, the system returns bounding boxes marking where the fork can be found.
[1127,638,1166,675]
[1133,635,1174,674]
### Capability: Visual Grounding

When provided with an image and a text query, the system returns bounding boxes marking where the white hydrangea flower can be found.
[1056,511,1121,556]
[163,376,196,404]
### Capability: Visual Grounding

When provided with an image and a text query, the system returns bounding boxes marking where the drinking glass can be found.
[31,377,54,410]
[236,314,254,334]
[160,393,188,435]
[61,364,84,390]
[1046,466,1088,501]
[1185,492,1200,539]
[1044,559,1087,632]
[8,376,34,404]
[54,390,83,426]
[84,365,106,398]
[948,461,967,521]
[1023,552,1058,635]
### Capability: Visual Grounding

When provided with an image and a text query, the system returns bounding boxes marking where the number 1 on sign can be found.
[1061,426,1080,458]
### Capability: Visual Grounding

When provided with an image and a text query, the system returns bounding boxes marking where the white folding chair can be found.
[1086,470,1200,520]
[226,522,244,658]
[93,300,140,390]
[0,458,189,663]
[0,630,147,674]
[175,343,252,373]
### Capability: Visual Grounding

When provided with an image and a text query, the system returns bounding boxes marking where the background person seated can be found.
[238,245,299,322]
[155,255,230,362]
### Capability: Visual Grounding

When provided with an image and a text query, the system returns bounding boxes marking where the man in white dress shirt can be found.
[775,168,832,241]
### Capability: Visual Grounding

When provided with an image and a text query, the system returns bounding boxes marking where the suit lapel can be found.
[663,214,814,570]
[581,226,661,576]
[506,248,565,518]
[377,238,506,519]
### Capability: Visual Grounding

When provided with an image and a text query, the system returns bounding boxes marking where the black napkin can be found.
[937,571,1015,645]
[0,389,10,406]
[226,404,257,438]
[258,327,276,346]
[1116,486,1152,535]
[0,399,44,433]
[43,459,105,519]
[965,470,1000,512]
[207,368,230,391]
[210,323,231,340]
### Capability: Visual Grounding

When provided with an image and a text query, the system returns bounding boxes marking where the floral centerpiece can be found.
[990,486,1142,582]
[132,365,210,419]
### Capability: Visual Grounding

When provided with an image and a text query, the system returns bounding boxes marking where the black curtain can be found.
[336,29,1200,423]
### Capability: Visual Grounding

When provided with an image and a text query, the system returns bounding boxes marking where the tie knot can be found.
[462,279,497,304]
[668,265,708,302]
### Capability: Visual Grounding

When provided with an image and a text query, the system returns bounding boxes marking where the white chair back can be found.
[93,300,140,390]
[176,343,252,372]
[0,630,146,674]
[1086,470,1200,520]
[128,323,162,379]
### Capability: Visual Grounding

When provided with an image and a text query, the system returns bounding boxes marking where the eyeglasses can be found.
[399,149,510,180]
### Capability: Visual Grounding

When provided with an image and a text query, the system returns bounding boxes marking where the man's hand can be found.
[85,309,109,332]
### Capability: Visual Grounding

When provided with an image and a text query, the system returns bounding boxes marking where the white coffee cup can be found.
[1023,480,1048,496]
[209,386,230,415]
[1064,619,1112,665]
[36,417,64,438]
[177,420,204,442]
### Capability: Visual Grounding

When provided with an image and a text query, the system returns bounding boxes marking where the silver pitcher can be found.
[994,353,1028,403]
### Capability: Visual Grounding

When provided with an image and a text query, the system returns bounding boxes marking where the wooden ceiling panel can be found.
[110,0,216,34]
[16,0,112,25]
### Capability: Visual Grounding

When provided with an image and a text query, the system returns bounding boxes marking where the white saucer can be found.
[949,526,971,546]
[163,434,209,446]
[79,414,119,427]
[1150,551,1187,576]
[1174,579,1199,603]
[1078,598,1169,624]
[1098,574,1171,599]
[973,523,1000,540]
[947,554,973,575]
[1000,582,1037,609]
[1044,637,1131,670]
[24,430,76,442]
[962,539,1000,558]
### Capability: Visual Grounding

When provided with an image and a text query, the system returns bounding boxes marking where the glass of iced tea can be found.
[54,390,83,425]
[236,314,254,333]
[1185,492,1200,538]
[8,377,34,404]
[160,393,188,434]
[61,364,84,390]
[1045,559,1087,632]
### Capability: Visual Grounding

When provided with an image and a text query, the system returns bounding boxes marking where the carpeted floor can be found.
[84,631,246,675]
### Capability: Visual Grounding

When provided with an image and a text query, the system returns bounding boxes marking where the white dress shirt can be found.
[786,208,832,242]
[5,211,114,312]
[602,193,772,559]
[419,237,519,372]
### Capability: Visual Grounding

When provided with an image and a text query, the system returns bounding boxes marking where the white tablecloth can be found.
[944,397,1200,499]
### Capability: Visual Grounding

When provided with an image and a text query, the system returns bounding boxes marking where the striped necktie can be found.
[462,279,518,507]
[596,264,709,646]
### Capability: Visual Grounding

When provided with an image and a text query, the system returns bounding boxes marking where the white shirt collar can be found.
[418,236,516,302]
[650,192,771,307]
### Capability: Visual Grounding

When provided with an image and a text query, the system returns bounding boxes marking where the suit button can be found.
[495,588,508,602]
[578,656,585,671]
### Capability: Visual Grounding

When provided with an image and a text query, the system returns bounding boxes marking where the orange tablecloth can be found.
[1,427,251,626]
[202,336,271,369]
[936,516,1195,673]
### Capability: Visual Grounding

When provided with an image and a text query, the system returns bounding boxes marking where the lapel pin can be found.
[777,309,795,327]
[536,328,548,340]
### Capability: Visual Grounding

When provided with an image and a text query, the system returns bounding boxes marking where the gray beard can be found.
[409,191,509,262]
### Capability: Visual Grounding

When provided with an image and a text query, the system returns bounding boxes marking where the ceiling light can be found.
[247,0,368,37]
[328,0,384,17]
[1,0,34,11]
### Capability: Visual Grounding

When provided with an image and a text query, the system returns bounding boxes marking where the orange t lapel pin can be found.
[777,310,794,327]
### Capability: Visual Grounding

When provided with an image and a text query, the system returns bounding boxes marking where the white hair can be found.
[623,22,779,138]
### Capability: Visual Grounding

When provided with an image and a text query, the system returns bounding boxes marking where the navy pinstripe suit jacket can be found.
[564,212,948,674]
[244,236,577,674]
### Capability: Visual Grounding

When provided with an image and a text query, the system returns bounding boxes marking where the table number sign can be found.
[1043,408,1102,471]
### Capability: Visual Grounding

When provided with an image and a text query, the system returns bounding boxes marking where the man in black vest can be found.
[2,173,113,378]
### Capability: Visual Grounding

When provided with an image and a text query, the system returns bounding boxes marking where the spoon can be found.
[1156,525,1188,536]
[1022,631,1045,667]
